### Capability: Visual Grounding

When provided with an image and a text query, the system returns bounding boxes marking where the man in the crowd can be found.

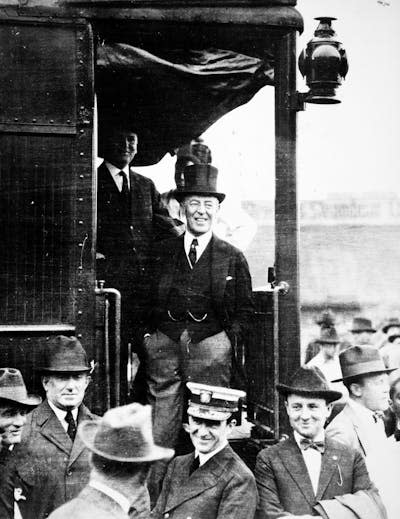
[17,335,98,519]
[380,321,400,369]
[349,317,376,347]
[153,382,257,519]
[255,366,386,519]
[48,403,173,519]
[97,122,181,401]
[306,327,347,399]
[388,374,400,441]
[145,163,253,499]
[304,309,337,364]
[0,368,41,519]
[145,163,254,452]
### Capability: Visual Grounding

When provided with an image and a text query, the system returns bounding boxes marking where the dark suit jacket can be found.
[153,445,257,519]
[150,234,254,344]
[254,435,376,519]
[16,400,98,519]
[97,162,179,299]
[48,486,129,519]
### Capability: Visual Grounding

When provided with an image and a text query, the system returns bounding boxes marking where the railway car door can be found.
[0,17,96,404]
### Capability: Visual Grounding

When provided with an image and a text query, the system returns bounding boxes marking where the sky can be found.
[137,0,400,201]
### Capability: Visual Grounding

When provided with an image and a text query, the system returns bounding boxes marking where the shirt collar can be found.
[348,398,377,423]
[89,480,131,514]
[48,400,78,422]
[105,162,130,178]
[195,440,228,466]
[293,430,325,450]
[184,229,212,250]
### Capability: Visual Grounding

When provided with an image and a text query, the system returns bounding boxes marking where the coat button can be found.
[67,470,72,476]
[164,514,169,518]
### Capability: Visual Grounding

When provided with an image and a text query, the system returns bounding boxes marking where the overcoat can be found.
[254,435,377,519]
[47,486,129,519]
[150,234,254,346]
[17,400,98,519]
[152,445,257,519]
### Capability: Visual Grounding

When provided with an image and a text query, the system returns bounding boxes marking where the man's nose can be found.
[300,408,311,419]
[198,423,209,435]
[13,412,26,427]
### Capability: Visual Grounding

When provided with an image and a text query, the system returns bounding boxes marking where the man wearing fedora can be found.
[48,403,173,519]
[349,317,376,347]
[0,368,41,519]
[16,335,98,519]
[144,163,253,496]
[153,382,257,519]
[255,366,385,519]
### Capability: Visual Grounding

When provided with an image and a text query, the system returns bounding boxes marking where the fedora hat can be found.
[382,318,400,335]
[175,164,225,203]
[38,335,91,373]
[317,327,340,344]
[350,317,375,333]
[332,345,397,382]
[187,382,245,421]
[79,403,174,463]
[276,366,342,403]
[0,368,41,407]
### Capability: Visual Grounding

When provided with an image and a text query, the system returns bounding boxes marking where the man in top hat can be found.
[144,164,253,458]
[48,403,173,519]
[97,122,181,401]
[0,368,41,519]
[255,366,386,519]
[153,382,257,519]
[16,335,98,519]
[350,317,376,347]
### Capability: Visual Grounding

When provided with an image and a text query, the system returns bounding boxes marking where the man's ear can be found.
[228,419,237,429]
[326,402,333,418]
[389,398,394,413]
[182,422,191,433]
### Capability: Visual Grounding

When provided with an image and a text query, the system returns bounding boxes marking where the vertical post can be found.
[274,32,301,433]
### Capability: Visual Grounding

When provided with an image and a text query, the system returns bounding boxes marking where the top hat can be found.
[332,345,397,382]
[350,317,376,333]
[79,403,174,463]
[187,382,245,421]
[315,309,336,327]
[276,366,342,403]
[0,368,41,407]
[38,335,91,373]
[175,164,225,203]
[317,327,340,344]
[382,318,400,335]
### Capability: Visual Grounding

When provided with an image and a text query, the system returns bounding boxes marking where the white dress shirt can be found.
[184,230,212,268]
[89,480,131,514]
[105,162,130,192]
[48,400,78,433]
[294,431,324,495]
[195,440,228,467]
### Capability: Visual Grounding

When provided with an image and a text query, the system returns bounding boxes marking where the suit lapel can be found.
[157,236,184,306]
[37,401,71,456]
[315,439,343,501]
[210,235,230,305]
[165,447,231,511]
[279,437,316,506]
[69,405,96,466]
[343,405,369,455]
[98,162,120,197]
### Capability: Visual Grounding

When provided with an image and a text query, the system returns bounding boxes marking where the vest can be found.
[158,243,222,343]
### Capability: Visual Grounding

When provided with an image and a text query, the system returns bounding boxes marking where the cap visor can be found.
[187,406,231,421]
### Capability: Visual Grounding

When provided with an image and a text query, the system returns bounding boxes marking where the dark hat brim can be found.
[350,328,376,333]
[317,339,340,345]
[79,421,174,463]
[175,190,225,203]
[0,394,42,408]
[276,383,342,403]
[331,366,397,383]
[382,323,400,334]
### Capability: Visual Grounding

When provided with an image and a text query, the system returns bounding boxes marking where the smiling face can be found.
[285,394,332,439]
[0,402,28,446]
[187,415,233,454]
[182,195,219,236]
[42,373,90,411]
[102,129,138,169]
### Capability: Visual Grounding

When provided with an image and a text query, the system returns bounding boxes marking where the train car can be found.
[0,0,308,444]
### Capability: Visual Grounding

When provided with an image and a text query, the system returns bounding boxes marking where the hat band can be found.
[189,396,238,412]
[342,360,388,379]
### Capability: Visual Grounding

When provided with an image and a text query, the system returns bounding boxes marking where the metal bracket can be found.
[286,91,306,112]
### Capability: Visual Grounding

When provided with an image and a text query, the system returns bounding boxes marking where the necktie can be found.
[189,456,200,476]
[65,410,77,441]
[119,170,130,196]
[373,410,384,423]
[299,438,325,453]
[188,238,198,268]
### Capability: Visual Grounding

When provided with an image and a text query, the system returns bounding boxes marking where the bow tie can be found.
[299,438,325,453]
